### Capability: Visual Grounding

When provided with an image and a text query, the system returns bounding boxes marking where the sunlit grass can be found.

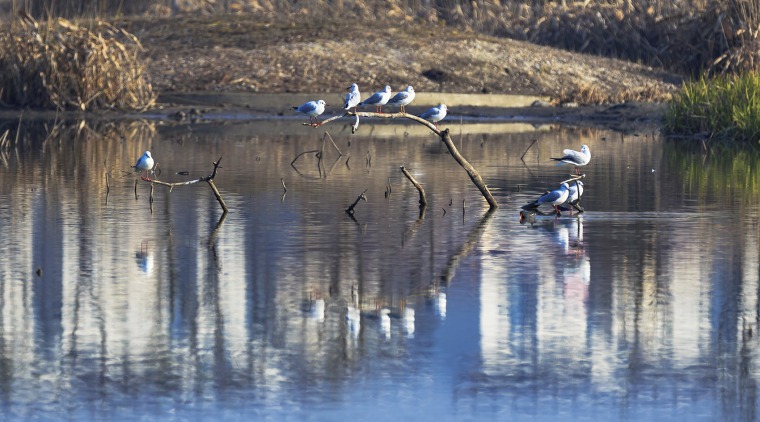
[663,73,760,145]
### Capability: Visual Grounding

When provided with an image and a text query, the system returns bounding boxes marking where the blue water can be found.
[0,118,758,421]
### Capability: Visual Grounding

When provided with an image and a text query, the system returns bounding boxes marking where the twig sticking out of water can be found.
[345,189,368,216]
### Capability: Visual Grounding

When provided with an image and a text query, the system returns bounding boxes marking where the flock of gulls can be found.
[293,84,448,129]
[521,144,591,217]
[133,87,591,220]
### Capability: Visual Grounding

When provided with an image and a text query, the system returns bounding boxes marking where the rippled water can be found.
[0,117,758,421]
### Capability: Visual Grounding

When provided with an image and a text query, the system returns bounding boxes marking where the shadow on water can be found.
[0,117,759,420]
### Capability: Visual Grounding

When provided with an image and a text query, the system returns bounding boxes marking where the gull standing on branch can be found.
[420,104,448,129]
[386,85,415,113]
[551,145,591,175]
[522,182,570,215]
[134,151,154,178]
[359,85,391,113]
[563,180,584,214]
[344,83,361,112]
[293,99,327,126]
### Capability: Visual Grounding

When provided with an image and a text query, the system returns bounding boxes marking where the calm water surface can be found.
[0,117,758,421]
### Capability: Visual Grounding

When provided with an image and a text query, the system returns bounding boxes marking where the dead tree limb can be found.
[400,165,427,207]
[309,111,498,209]
[345,189,368,216]
[142,156,228,214]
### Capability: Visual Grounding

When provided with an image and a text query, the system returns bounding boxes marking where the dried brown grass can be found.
[0,16,155,110]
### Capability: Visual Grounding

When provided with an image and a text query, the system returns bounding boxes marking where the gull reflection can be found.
[403,306,415,338]
[302,295,326,323]
[346,304,361,338]
[436,291,447,320]
[380,308,391,339]
[135,240,153,274]
[362,308,392,340]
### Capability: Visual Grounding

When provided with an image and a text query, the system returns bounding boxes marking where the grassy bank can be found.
[663,73,760,146]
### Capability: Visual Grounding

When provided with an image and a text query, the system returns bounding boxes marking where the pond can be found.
[0,115,758,421]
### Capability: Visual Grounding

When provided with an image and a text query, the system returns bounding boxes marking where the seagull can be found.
[386,85,415,113]
[420,104,448,129]
[567,181,584,206]
[359,85,391,113]
[562,180,585,214]
[344,83,361,112]
[293,99,327,126]
[522,182,571,215]
[551,145,591,175]
[133,151,154,178]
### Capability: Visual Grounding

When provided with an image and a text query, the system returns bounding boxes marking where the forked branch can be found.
[142,156,228,214]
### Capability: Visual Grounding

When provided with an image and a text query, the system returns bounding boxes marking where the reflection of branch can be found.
[520,139,538,162]
[144,156,228,214]
[440,209,496,286]
[291,149,319,166]
[308,111,498,209]
[208,212,228,248]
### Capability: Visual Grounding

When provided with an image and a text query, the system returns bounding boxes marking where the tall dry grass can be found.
[0,15,155,110]
[4,0,759,76]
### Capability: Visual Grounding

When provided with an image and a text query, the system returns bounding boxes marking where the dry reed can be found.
[0,15,155,111]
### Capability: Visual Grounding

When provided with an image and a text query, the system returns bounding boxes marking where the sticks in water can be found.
[308,111,498,210]
[142,156,228,214]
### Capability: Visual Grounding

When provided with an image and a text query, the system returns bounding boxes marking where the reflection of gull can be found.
[403,307,415,338]
[380,309,391,339]
[563,257,591,301]
[551,145,591,174]
[135,241,153,274]
[556,226,570,254]
[346,305,361,338]
[435,292,447,320]
[303,298,325,323]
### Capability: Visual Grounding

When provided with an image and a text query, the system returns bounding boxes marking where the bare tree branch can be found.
[307,111,498,209]
[142,156,228,214]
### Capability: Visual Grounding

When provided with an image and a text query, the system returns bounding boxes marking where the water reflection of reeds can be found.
[665,141,760,206]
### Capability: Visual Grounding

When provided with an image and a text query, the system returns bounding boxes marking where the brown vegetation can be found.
[5,0,759,76]
[3,0,759,108]
[0,16,155,110]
